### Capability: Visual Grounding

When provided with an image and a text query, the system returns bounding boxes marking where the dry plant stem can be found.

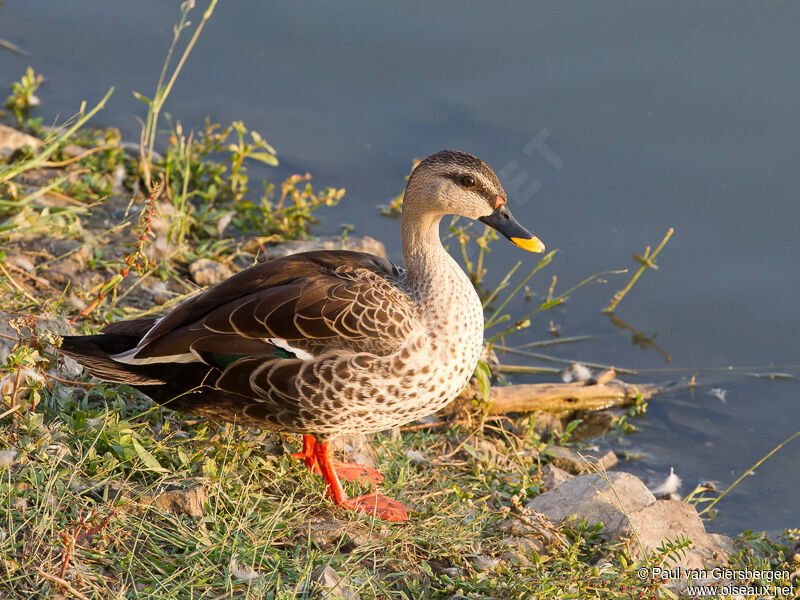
[46,374,98,388]
[0,262,38,303]
[40,144,110,168]
[0,404,21,420]
[70,183,161,323]
[5,261,58,290]
[485,250,555,328]
[35,570,90,600]
[441,381,657,416]
[604,227,674,313]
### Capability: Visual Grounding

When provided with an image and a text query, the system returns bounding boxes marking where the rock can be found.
[0,123,41,157]
[539,464,574,491]
[531,411,564,437]
[542,446,585,474]
[152,485,207,518]
[499,535,546,563]
[496,516,568,551]
[470,554,500,572]
[544,446,617,474]
[266,236,387,260]
[331,434,376,469]
[572,410,616,440]
[527,472,655,529]
[303,516,383,551]
[189,259,235,286]
[527,472,733,569]
[0,449,18,469]
[405,449,427,465]
[308,565,360,600]
[588,449,618,471]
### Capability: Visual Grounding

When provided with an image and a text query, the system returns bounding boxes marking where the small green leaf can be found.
[131,439,167,472]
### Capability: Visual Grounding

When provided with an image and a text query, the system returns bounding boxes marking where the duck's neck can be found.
[401,207,475,309]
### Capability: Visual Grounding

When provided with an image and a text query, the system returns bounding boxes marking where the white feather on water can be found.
[561,363,592,383]
[650,466,682,497]
[709,387,727,403]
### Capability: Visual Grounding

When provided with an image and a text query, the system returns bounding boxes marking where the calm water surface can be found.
[3,1,798,535]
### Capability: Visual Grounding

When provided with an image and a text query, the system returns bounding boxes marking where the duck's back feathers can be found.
[118,250,416,365]
[61,250,423,433]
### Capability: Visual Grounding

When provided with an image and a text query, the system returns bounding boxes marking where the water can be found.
[3,1,798,536]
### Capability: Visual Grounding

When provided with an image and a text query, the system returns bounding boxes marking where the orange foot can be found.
[333,462,384,484]
[343,492,409,522]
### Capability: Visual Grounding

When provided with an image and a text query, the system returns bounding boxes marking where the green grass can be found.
[1,379,796,599]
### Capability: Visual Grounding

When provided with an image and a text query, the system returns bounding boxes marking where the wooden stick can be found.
[441,380,657,416]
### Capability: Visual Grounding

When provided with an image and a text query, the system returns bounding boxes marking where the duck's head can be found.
[405,149,545,253]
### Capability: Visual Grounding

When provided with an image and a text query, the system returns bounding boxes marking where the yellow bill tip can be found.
[511,235,546,253]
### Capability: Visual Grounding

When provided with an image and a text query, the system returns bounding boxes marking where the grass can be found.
[1,377,796,598]
[1,3,798,598]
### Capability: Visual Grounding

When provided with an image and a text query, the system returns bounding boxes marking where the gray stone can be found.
[623,499,734,568]
[526,472,733,569]
[544,446,618,474]
[539,464,574,491]
[189,259,235,286]
[527,472,655,530]
[308,565,360,600]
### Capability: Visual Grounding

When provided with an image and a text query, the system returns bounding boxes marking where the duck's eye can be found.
[460,175,475,187]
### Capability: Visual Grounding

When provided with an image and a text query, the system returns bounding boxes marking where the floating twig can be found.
[0,38,30,57]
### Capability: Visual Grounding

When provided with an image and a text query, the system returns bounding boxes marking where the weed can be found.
[4,67,42,125]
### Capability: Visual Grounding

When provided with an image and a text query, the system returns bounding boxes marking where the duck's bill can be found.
[478,206,545,253]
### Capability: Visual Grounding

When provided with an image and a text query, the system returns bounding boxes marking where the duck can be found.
[60,149,545,521]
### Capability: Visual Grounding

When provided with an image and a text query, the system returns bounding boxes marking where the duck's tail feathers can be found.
[60,333,166,386]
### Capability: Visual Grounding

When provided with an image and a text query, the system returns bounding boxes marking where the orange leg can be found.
[290,435,383,483]
[290,434,320,473]
[314,441,409,522]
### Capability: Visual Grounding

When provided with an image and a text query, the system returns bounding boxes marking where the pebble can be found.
[308,565,361,600]
[152,484,208,518]
[189,259,235,286]
[0,449,18,469]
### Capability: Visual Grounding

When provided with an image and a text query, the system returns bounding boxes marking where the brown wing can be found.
[119,250,419,363]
